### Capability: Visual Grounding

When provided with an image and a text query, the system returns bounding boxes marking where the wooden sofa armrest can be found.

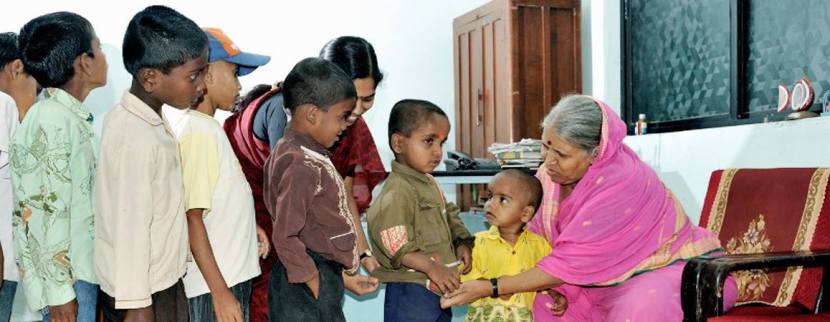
[681,250,830,322]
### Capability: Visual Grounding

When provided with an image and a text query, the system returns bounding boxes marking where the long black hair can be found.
[319,36,383,88]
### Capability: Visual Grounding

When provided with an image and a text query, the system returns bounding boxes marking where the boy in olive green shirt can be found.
[367,99,473,322]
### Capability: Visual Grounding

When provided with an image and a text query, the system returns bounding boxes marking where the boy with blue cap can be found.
[174,27,271,322]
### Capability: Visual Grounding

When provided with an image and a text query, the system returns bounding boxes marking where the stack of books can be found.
[487,139,544,169]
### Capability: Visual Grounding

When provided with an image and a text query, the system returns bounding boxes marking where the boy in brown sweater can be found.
[263,57,378,321]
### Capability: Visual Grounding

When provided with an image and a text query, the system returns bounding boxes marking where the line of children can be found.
[4,6,387,322]
[2,6,564,322]
[0,31,37,322]
[11,11,107,322]
[174,28,271,322]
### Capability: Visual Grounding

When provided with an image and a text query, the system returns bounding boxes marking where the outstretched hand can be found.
[439,279,491,309]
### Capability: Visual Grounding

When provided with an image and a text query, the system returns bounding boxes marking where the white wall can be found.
[582,0,621,112]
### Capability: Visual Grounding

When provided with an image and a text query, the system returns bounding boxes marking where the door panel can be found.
[514,5,546,140]
[470,27,485,158]
[456,31,472,154]
[548,7,581,139]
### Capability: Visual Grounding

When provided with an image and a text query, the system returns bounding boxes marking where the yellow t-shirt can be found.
[175,110,261,298]
[461,226,552,322]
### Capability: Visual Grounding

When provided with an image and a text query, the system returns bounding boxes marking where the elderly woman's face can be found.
[541,126,594,186]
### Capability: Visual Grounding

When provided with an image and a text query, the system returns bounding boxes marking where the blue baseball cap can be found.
[204,28,270,76]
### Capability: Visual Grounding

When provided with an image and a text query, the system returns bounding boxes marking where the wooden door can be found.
[453,0,580,210]
[455,6,507,159]
[453,12,484,210]
[454,3,507,210]
[454,22,474,158]
[480,6,512,152]
[511,0,581,140]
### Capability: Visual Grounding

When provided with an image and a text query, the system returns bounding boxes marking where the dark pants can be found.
[101,280,188,322]
[250,251,275,322]
[0,280,16,322]
[251,214,276,322]
[384,282,452,322]
[189,279,253,322]
[268,251,344,322]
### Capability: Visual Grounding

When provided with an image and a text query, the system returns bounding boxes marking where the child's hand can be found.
[544,289,568,317]
[343,272,380,295]
[305,274,320,299]
[255,225,270,259]
[426,262,461,294]
[48,299,78,322]
[211,288,243,322]
[455,244,472,274]
[361,255,381,273]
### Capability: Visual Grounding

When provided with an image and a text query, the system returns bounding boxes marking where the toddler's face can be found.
[484,174,532,228]
[394,114,449,174]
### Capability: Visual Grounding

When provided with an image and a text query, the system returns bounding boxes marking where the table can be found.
[432,168,536,185]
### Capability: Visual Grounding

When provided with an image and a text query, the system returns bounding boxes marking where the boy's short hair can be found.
[282,57,356,114]
[0,32,20,69]
[18,12,94,88]
[123,5,207,76]
[499,169,544,212]
[387,99,448,147]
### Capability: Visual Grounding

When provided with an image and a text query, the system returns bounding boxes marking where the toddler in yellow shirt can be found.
[461,169,563,322]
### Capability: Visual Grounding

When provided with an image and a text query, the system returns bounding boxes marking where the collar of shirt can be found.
[120,91,166,126]
[391,160,433,185]
[185,109,219,124]
[45,88,92,123]
[480,225,530,245]
[283,128,329,156]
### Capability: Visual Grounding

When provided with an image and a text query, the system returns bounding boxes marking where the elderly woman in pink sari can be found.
[442,95,737,321]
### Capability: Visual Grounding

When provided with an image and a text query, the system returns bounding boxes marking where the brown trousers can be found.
[100,280,188,322]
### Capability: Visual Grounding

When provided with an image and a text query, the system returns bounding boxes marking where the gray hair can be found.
[541,95,602,155]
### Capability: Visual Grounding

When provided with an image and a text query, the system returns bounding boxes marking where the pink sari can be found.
[527,98,734,321]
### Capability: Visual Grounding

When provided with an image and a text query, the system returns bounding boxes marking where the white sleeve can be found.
[0,95,17,153]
